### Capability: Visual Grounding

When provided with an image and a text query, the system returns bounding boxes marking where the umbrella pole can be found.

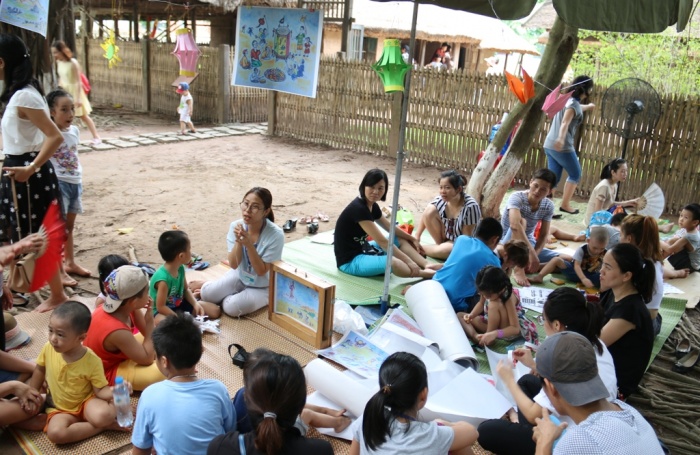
[380,0,420,313]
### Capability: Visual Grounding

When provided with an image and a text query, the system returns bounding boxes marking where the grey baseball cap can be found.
[536,331,609,406]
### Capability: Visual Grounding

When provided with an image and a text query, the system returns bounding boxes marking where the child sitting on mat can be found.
[530,226,609,289]
[458,266,538,346]
[662,203,700,273]
[150,230,221,324]
[350,352,477,455]
[132,313,235,454]
[208,351,334,454]
[29,301,126,444]
[95,254,130,308]
[496,239,530,278]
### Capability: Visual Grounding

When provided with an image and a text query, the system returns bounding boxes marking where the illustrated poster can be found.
[274,272,319,331]
[0,0,48,36]
[317,331,389,378]
[232,6,323,98]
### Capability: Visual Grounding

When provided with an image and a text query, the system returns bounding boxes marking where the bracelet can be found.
[29,162,39,173]
[497,329,504,339]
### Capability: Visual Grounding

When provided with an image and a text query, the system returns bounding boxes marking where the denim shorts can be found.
[58,181,83,214]
[0,368,20,383]
[561,261,601,288]
[500,228,560,264]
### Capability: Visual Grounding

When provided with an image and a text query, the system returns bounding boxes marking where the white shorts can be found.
[179,112,191,123]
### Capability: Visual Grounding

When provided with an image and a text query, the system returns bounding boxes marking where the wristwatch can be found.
[29,162,39,173]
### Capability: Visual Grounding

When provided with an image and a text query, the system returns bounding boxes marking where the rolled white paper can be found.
[406,280,478,369]
[304,358,377,418]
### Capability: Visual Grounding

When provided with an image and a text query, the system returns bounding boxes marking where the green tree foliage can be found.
[571,32,700,95]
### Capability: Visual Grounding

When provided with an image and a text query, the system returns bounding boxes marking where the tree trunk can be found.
[467,16,580,218]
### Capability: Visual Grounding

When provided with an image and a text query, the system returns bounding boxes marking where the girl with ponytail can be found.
[583,157,639,226]
[459,266,538,346]
[478,287,618,455]
[350,352,477,455]
[208,352,332,455]
[599,243,655,399]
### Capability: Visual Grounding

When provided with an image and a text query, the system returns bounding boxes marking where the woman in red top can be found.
[84,265,164,390]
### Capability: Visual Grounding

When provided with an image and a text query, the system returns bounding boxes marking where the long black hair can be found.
[475,265,513,303]
[608,243,655,303]
[543,287,605,354]
[567,75,593,99]
[0,34,43,104]
[362,352,428,451]
[600,157,627,180]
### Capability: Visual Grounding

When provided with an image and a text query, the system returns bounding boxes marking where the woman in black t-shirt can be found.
[599,243,655,399]
[334,169,439,278]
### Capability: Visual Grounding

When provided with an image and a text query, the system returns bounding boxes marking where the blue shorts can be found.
[500,228,559,264]
[561,261,601,288]
[339,238,400,277]
[0,368,20,383]
[58,181,83,214]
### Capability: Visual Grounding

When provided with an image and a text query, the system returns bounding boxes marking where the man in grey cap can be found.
[532,331,663,455]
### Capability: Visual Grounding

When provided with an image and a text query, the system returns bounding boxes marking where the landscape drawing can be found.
[317,331,389,378]
[0,0,49,36]
[274,272,319,331]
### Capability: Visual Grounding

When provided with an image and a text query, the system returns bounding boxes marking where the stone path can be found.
[78,123,268,152]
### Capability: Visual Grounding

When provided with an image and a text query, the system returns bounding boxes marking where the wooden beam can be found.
[133,1,140,42]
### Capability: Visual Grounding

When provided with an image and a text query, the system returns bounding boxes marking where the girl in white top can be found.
[478,287,617,455]
[51,40,101,144]
[0,34,69,312]
[583,158,638,226]
[351,352,478,455]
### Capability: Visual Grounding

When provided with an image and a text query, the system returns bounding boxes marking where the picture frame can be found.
[268,260,335,348]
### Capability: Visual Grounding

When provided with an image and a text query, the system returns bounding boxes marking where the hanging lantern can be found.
[372,39,410,93]
[171,28,202,86]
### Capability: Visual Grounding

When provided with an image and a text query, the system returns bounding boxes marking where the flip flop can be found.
[12,293,29,307]
[559,207,580,215]
[190,261,210,271]
[316,212,330,222]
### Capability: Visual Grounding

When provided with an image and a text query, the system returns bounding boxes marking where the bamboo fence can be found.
[79,43,699,213]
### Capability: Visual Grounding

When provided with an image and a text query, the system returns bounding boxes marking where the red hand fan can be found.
[30,201,66,292]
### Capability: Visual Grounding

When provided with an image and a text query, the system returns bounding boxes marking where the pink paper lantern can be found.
[172,28,202,77]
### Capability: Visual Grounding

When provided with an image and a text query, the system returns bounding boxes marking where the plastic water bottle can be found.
[113,376,133,427]
[549,414,567,448]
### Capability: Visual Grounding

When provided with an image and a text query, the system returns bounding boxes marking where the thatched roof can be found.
[523,0,700,39]
[346,0,540,55]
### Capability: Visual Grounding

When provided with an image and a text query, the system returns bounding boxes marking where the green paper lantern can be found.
[372,39,410,93]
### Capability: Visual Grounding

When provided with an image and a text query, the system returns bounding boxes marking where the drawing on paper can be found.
[386,308,424,336]
[518,287,554,313]
[274,272,319,331]
[0,0,49,36]
[318,331,389,378]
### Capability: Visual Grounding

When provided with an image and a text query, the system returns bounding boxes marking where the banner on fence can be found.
[232,6,323,98]
[0,0,49,36]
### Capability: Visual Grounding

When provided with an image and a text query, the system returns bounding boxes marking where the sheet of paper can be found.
[305,392,354,441]
[369,326,427,359]
[663,282,684,295]
[310,230,335,244]
[422,368,513,426]
[317,331,389,378]
[385,307,424,336]
[405,280,478,369]
[485,347,531,407]
[304,359,377,418]
[518,286,555,313]
[556,247,576,257]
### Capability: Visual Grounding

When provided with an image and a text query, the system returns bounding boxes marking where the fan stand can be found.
[616,100,644,200]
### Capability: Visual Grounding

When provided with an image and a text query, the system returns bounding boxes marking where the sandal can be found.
[307,222,319,234]
[12,293,30,307]
[316,212,330,222]
[282,218,297,232]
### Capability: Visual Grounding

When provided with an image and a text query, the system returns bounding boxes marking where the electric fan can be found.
[600,78,662,200]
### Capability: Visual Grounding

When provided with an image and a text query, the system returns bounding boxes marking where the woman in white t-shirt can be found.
[583,158,639,226]
[0,34,69,312]
[478,287,617,455]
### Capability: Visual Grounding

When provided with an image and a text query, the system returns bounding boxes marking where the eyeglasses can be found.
[240,201,263,213]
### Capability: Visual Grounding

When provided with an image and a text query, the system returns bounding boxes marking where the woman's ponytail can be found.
[362,391,391,451]
[254,414,284,455]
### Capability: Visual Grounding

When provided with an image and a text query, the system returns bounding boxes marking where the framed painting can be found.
[268,261,334,348]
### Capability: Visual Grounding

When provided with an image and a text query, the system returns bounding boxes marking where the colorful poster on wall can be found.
[0,0,49,37]
[232,6,323,98]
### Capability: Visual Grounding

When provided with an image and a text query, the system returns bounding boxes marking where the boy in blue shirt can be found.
[433,217,503,312]
[131,313,235,454]
[150,230,221,323]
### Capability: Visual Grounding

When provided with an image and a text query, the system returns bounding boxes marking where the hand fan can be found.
[636,183,665,219]
[30,201,66,292]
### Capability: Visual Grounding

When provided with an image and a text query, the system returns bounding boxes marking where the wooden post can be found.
[218,44,231,124]
[341,0,351,53]
[388,92,402,159]
[82,35,89,80]
[267,91,277,136]
[98,17,104,39]
[166,16,172,43]
[114,15,120,39]
[133,1,140,43]
[191,8,197,42]
[419,40,426,66]
[141,39,150,112]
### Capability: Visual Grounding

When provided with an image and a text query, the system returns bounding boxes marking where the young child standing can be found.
[151,230,221,323]
[530,226,609,289]
[176,82,196,135]
[350,352,477,455]
[132,313,235,454]
[460,266,538,346]
[46,89,92,281]
[28,301,125,444]
[662,203,700,272]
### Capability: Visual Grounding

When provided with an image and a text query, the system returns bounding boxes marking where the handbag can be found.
[8,178,36,293]
[80,73,91,94]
